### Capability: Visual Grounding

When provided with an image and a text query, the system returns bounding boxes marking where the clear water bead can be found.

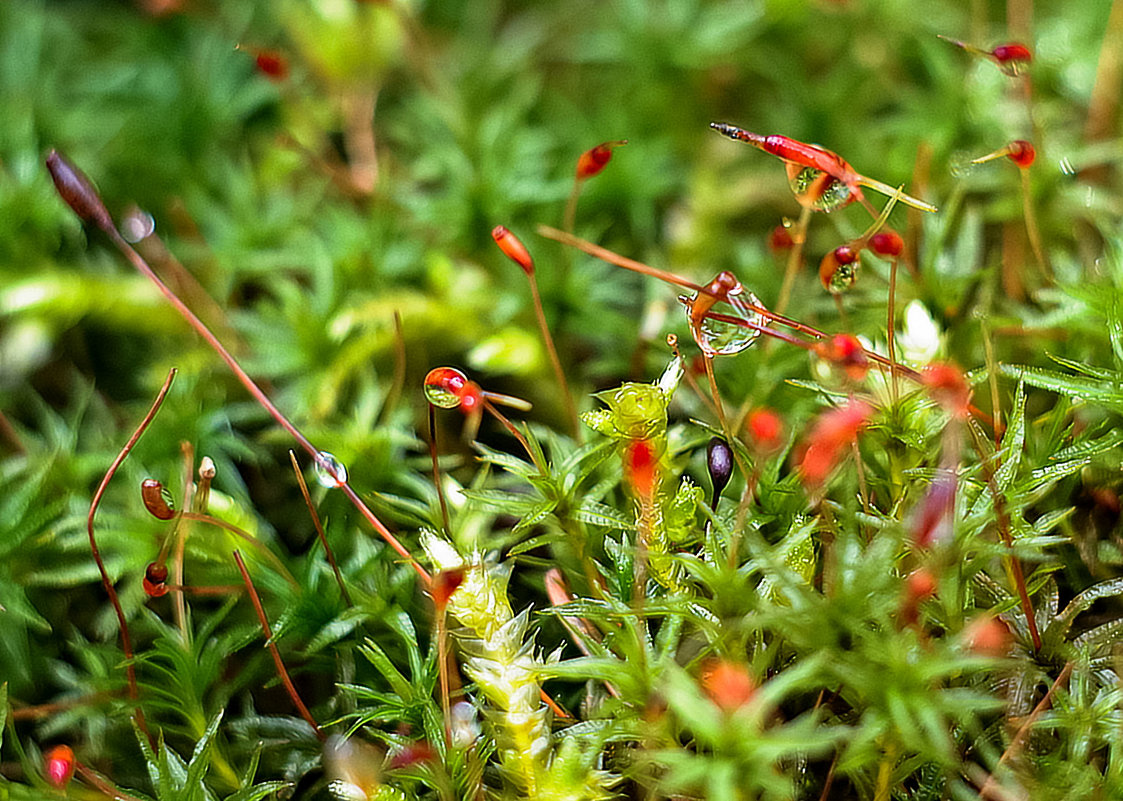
[681,286,768,356]
[315,451,347,488]
[423,366,468,408]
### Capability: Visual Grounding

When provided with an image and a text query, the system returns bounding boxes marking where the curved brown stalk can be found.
[87,368,177,746]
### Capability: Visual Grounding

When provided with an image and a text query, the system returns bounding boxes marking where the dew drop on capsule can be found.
[315,451,347,488]
[423,367,468,409]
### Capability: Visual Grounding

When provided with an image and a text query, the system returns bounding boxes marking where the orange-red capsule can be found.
[491,225,535,275]
[815,334,870,382]
[702,660,755,713]
[819,245,861,293]
[575,140,627,180]
[797,400,873,488]
[254,50,289,81]
[746,408,783,453]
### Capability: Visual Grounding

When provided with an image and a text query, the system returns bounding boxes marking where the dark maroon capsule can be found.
[706,437,734,504]
[45,150,115,233]
[141,478,176,520]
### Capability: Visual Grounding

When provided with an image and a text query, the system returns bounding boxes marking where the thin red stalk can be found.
[289,451,351,606]
[87,368,176,747]
[527,270,582,442]
[428,405,453,533]
[887,258,900,405]
[108,229,429,582]
[979,661,1072,795]
[481,399,546,474]
[232,550,323,739]
[178,512,298,588]
[537,225,826,340]
[966,420,1042,650]
[436,606,452,746]
[74,761,146,801]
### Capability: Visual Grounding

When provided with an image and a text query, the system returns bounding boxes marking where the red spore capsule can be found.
[992,42,1033,74]
[819,244,861,293]
[45,150,115,233]
[702,660,755,713]
[143,562,169,598]
[141,478,176,520]
[746,408,783,453]
[44,745,76,788]
[869,229,904,257]
[922,363,971,417]
[254,50,289,81]
[457,381,483,415]
[491,225,535,275]
[798,400,873,488]
[575,140,626,180]
[1007,140,1035,168]
[768,225,794,254]
[816,333,870,381]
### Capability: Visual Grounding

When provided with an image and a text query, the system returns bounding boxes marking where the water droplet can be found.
[787,165,852,211]
[948,151,975,179]
[424,367,468,408]
[682,285,768,356]
[1058,157,1075,176]
[121,206,155,243]
[450,701,480,747]
[315,451,347,488]
[781,216,794,229]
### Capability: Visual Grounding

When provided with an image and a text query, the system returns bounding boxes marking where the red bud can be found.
[575,140,627,180]
[797,400,873,488]
[44,745,76,788]
[702,660,755,712]
[45,150,115,233]
[1007,139,1035,168]
[869,229,904,257]
[746,408,783,453]
[491,225,535,275]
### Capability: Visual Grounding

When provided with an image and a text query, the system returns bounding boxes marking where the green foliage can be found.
[3,0,1123,799]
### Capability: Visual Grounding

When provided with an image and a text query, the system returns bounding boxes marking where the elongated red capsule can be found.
[45,150,115,233]
[626,439,657,500]
[815,333,869,381]
[575,140,627,180]
[141,478,176,520]
[990,43,1032,67]
[254,50,289,81]
[491,225,535,275]
[44,745,76,788]
[798,400,873,488]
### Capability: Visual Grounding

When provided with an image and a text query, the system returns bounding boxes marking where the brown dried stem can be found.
[233,550,323,739]
[86,368,177,746]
